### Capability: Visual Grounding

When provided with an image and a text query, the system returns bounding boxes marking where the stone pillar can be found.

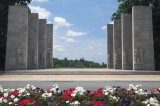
[107,24,113,69]
[113,19,122,69]
[46,24,53,68]
[27,13,39,69]
[132,6,155,70]
[121,13,133,70]
[38,19,47,69]
[5,6,28,70]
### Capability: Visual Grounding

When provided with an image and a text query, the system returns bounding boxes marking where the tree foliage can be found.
[111,0,160,20]
[53,57,107,68]
[0,0,32,70]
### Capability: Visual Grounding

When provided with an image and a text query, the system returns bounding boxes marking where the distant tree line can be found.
[53,57,107,68]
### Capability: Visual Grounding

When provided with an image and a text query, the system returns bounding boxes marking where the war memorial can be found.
[4,5,156,72]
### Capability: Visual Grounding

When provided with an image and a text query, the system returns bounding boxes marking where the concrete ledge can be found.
[0,68,160,75]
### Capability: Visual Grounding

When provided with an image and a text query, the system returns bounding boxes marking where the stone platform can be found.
[1,68,160,75]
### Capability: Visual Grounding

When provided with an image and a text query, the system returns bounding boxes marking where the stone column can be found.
[5,6,28,70]
[46,24,53,68]
[132,6,155,70]
[107,24,113,69]
[38,19,47,69]
[27,13,39,69]
[121,13,133,70]
[113,19,122,69]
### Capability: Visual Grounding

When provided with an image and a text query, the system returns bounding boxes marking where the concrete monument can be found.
[27,13,39,69]
[113,19,122,69]
[132,6,155,70]
[46,24,53,68]
[107,24,113,69]
[38,19,47,69]
[121,13,133,70]
[5,6,28,70]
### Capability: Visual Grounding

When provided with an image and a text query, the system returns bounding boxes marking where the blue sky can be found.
[29,0,120,64]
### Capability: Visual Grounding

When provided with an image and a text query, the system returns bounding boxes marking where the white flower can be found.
[0,85,3,92]
[66,100,69,104]
[14,98,19,102]
[105,92,108,95]
[71,93,76,97]
[27,93,30,96]
[4,93,8,97]
[0,98,2,103]
[53,84,59,89]
[3,99,7,103]
[9,102,13,105]
[11,95,15,98]
[42,93,52,98]
[18,88,25,94]
[74,101,80,104]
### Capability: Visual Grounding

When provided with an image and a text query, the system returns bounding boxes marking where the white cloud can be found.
[83,47,94,50]
[32,0,48,2]
[101,26,107,30]
[61,36,79,43]
[54,17,72,30]
[29,5,51,19]
[67,30,87,37]
[97,52,104,55]
[53,45,65,51]
[47,21,52,24]
[109,21,114,24]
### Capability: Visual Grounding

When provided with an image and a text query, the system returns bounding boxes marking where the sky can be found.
[29,0,120,64]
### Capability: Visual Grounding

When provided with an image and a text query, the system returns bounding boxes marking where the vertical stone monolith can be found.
[5,6,28,70]
[46,24,53,68]
[38,19,47,69]
[27,13,39,69]
[121,13,133,70]
[107,24,113,69]
[113,19,122,69]
[132,6,155,70]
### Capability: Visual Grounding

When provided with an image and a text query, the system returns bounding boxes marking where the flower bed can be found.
[0,84,160,106]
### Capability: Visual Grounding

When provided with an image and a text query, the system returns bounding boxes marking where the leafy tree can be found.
[111,0,160,20]
[0,0,32,70]
[112,0,160,70]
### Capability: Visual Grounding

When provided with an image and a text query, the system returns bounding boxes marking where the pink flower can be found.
[91,100,95,104]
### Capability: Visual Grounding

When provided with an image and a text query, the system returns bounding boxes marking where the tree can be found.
[111,0,160,20]
[0,0,32,70]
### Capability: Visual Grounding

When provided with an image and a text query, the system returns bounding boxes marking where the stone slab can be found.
[121,13,133,70]
[5,6,28,70]
[107,24,113,69]
[27,13,39,69]
[46,24,53,68]
[113,19,122,69]
[132,6,155,70]
[38,19,47,69]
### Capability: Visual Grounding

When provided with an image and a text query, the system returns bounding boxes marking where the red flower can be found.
[47,88,50,92]
[102,101,104,104]
[9,96,11,98]
[91,100,95,104]
[130,89,134,91]
[24,100,28,104]
[123,88,126,91]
